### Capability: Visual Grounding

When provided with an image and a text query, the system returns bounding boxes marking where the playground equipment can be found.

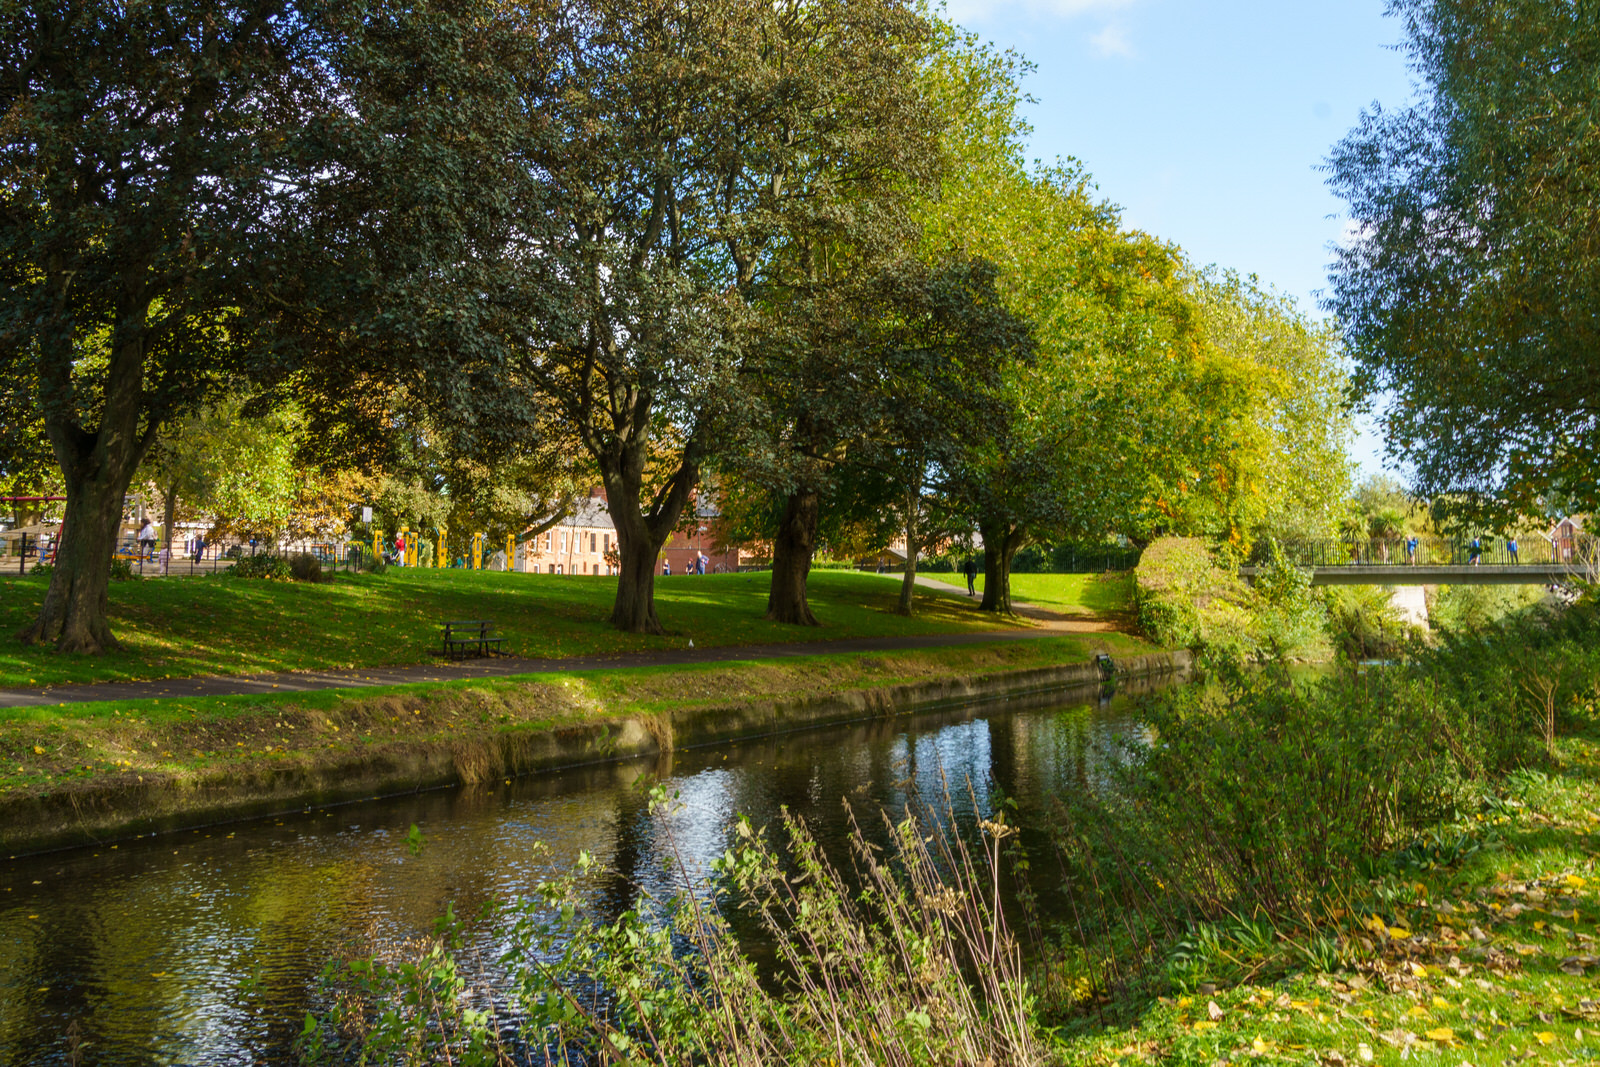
[472,532,484,570]
[437,527,448,568]
[506,534,515,572]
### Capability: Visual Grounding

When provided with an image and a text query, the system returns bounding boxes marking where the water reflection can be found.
[0,674,1176,1065]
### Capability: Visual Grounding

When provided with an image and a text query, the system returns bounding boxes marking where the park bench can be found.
[440,619,506,659]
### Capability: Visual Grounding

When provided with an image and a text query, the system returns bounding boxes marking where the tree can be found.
[872,258,1030,616]
[1326,0,1600,524]
[137,395,300,549]
[498,0,939,633]
[1,0,527,650]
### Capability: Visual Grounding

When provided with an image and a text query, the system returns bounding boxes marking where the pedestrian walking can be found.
[1405,536,1418,565]
[1470,537,1482,565]
[696,552,707,575]
[662,558,671,576]
[158,545,171,576]
[962,554,978,596]
[191,533,205,563]
[1507,537,1519,564]
[137,520,156,561]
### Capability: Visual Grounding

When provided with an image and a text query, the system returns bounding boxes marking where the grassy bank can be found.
[972,572,1135,617]
[0,632,1151,807]
[0,569,1018,689]
[1057,727,1600,1067]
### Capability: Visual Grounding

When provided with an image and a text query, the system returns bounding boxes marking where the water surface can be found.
[0,675,1172,1065]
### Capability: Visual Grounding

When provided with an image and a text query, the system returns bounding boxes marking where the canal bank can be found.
[0,638,1188,856]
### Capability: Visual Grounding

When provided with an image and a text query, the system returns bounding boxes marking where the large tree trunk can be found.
[161,480,179,554]
[599,437,699,635]
[21,447,139,652]
[896,482,920,616]
[978,512,1025,615]
[23,316,156,652]
[766,488,820,625]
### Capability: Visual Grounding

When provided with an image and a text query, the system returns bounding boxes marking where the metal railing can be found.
[1248,536,1597,569]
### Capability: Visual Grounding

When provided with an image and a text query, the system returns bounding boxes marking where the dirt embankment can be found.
[0,646,1189,856]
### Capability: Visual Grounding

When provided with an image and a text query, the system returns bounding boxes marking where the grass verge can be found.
[0,632,1152,806]
[0,569,1023,690]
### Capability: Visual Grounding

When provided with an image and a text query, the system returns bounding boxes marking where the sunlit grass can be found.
[0,569,1021,688]
[972,572,1134,616]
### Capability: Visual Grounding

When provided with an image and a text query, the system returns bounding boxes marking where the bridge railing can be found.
[1248,535,1597,568]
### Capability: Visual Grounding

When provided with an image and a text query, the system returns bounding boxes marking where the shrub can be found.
[1429,582,1545,633]
[288,553,322,582]
[1323,584,1411,660]
[27,562,52,579]
[108,558,134,582]
[226,554,291,580]
[1253,539,1326,656]
[1133,537,1259,653]
[1055,662,1477,932]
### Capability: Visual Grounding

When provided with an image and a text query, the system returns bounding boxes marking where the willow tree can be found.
[500,0,939,633]
[1327,0,1600,522]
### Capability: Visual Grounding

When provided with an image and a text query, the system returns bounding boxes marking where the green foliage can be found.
[1326,0,1600,521]
[225,555,292,581]
[1429,583,1545,634]
[304,789,1049,1065]
[1054,600,1600,977]
[107,559,134,583]
[1132,537,1257,654]
[288,554,323,583]
[1252,540,1327,656]
[27,562,52,580]
[1322,585,1411,661]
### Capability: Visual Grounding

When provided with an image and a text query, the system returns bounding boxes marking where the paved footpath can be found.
[0,629,1070,710]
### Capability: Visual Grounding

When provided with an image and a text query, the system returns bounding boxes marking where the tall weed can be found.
[301,787,1048,1066]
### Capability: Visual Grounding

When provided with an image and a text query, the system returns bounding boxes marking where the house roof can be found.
[1547,516,1585,537]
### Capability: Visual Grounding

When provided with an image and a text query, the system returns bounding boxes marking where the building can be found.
[1547,516,1586,563]
[659,499,743,574]
[519,495,618,575]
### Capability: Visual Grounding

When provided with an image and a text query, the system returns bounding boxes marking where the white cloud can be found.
[1089,22,1134,58]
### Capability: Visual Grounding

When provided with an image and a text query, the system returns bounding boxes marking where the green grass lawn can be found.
[0,568,1022,689]
[969,571,1134,616]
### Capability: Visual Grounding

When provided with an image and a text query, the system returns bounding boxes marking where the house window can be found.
[590,533,597,553]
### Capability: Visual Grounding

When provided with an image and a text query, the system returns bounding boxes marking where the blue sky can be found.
[947,0,1418,475]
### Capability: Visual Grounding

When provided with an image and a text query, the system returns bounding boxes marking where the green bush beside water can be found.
[1132,537,1329,658]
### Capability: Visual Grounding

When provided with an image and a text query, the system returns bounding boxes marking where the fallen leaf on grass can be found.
[1208,1000,1225,1021]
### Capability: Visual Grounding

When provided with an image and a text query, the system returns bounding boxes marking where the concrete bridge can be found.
[1238,564,1580,587]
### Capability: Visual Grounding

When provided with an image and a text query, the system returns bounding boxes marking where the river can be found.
[0,673,1177,1065]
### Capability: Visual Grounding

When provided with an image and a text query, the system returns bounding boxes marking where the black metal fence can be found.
[3,533,360,576]
[1248,536,1597,568]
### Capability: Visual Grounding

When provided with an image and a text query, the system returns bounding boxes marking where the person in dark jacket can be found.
[962,554,979,596]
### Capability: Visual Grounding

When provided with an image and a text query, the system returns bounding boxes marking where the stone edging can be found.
[0,650,1191,857]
